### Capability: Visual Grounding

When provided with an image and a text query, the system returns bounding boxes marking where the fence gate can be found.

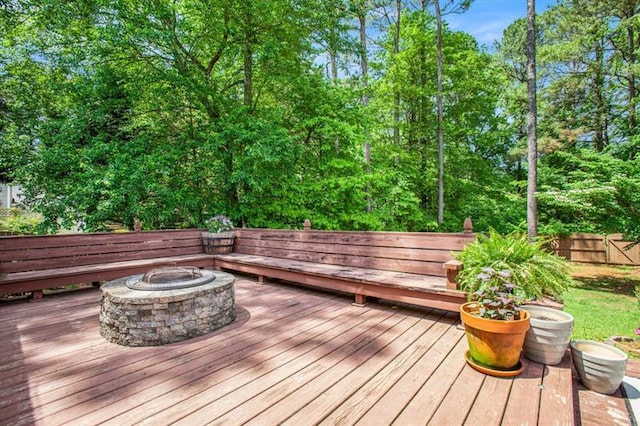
[607,234,640,265]
[555,233,639,266]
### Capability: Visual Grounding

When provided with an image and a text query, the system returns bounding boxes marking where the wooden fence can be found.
[554,233,640,266]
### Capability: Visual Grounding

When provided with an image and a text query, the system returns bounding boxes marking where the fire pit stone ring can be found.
[99,268,235,347]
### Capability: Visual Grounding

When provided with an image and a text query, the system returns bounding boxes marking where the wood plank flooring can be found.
[0,274,583,425]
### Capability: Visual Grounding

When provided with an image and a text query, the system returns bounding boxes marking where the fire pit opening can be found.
[125,266,217,291]
[99,267,235,347]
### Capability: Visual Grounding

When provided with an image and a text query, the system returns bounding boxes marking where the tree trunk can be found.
[329,47,338,82]
[359,10,372,213]
[593,40,607,152]
[243,43,253,111]
[434,0,445,225]
[418,1,428,210]
[526,0,538,240]
[627,24,636,132]
[393,0,401,147]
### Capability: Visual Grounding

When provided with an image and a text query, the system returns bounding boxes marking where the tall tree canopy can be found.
[1,0,638,240]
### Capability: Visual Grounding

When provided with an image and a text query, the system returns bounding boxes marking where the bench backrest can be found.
[233,228,475,277]
[0,229,206,274]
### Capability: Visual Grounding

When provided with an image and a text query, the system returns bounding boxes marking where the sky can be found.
[445,0,558,47]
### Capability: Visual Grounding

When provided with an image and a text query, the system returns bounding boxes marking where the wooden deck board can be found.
[318,314,456,426]
[0,274,596,425]
[39,296,358,424]
[501,357,545,425]
[464,374,513,426]
[198,312,419,426]
[576,381,632,426]
[138,307,400,425]
[539,353,576,426]
[355,324,463,425]
[428,361,486,425]
[278,313,445,426]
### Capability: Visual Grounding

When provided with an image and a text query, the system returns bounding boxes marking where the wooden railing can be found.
[1,220,477,311]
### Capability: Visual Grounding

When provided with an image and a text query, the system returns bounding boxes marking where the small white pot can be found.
[522,305,574,365]
[570,340,628,395]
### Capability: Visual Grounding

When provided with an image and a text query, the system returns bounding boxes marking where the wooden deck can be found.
[0,274,598,425]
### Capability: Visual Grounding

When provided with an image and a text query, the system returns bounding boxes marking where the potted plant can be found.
[460,268,531,377]
[455,229,574,302]
[202,215,235,254]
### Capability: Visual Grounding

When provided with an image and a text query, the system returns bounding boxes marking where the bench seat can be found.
[0,229,215,299]
[214,253,466,312]
[212,223,474,312]
[1,253,215,296]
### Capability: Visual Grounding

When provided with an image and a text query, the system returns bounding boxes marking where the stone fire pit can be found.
[99,267,235,346]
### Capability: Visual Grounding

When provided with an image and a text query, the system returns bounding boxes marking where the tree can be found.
[526,0,538,240]
[7,0,636,239]
[371,8,508,231]
[536,149,640,239]
[432,0,472,225]
[434,0,445,224]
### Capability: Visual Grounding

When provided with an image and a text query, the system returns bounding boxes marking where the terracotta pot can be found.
[570,340,628,395]
[460,302,530,372]
[522,305,574,365]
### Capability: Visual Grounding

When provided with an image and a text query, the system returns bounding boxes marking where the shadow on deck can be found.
[0,273,630,425]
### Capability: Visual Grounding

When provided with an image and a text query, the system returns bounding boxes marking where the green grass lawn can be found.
[563,264,639,355]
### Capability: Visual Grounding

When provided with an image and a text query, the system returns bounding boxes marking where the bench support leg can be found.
[29,290,44,302]
[92,281,101,287]
[353,294,366,307]
[258,275,265,284]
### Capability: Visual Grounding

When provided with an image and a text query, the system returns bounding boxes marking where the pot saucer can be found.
[464,351,524,377]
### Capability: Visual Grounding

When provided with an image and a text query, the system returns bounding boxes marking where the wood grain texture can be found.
[0,230,214,296]
[228,228,472,283]
[0,275,597,425]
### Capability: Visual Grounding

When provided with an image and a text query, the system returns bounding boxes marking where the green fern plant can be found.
[455,229,574,301]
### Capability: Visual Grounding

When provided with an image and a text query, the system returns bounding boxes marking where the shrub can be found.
[455,229,574,300]
[0,210,42,235]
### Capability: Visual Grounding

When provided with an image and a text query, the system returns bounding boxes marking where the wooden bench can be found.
[0,229,215,300]
[213,220,475,312]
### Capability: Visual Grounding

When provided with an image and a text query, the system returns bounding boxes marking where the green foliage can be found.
[455,229,574,300]
[537,150,640,238]
[0,0,638,238]
[204,215,233,233]
[470,268,525,320]
[0,209,42,234]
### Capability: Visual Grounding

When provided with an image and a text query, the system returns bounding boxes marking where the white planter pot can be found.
[570,340,628,395]
[522,305,574,365]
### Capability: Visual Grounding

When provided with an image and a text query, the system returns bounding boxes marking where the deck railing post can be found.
[463,217,473,234]
[303,219,311,230]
